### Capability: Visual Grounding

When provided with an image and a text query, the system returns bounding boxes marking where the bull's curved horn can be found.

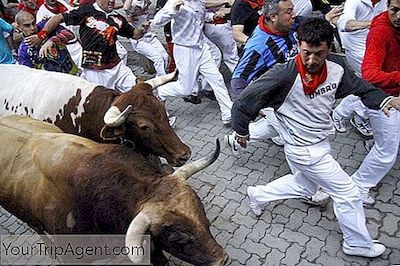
[171,138,220,181]
[103,105,132,127]
[145,69,178,89]
[125,211,151,264]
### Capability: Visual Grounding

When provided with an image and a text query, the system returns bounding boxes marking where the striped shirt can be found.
[232,25,298,83]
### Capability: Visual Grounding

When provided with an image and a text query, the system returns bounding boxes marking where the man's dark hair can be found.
[297,17,334,48]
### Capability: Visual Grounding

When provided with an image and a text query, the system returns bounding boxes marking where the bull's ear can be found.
[100,125,125,141]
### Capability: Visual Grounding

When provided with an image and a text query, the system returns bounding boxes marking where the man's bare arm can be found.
[232,25,248,45]
[344,20,371,31]
[205,0,231,8]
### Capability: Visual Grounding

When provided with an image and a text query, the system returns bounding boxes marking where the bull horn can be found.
[125,211,151,264]
[103,105,132,127]
[145,69,178,89]
[171,138,220,181]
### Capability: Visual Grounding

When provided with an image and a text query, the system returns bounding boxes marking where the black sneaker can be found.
[182,95,201,104]
[202,90,217,101]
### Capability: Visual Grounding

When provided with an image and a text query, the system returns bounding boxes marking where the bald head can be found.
[15,11,37,37]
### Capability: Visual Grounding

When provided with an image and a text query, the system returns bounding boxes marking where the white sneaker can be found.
[247,186,262,216]
[350,115,373,137]
[300,190,330,206]
[343,242,386,258]
[361,192,375,205]
[168,116,177,127]
[223,134,242,157]
[332,111,347,133]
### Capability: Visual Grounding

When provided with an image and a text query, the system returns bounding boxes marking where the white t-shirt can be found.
[337,0,386,76]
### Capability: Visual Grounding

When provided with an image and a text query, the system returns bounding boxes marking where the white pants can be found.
[352,108,400,193]
[252,139,374,247]
[248,108,280,141]
[67,42,83,69]
[81,60,136,93]
[204,22,239,73]
[116,41,128,65]
[157,43,232,121]
[197,36,222,94]
[334,95,367,118]
[130,33,169,76]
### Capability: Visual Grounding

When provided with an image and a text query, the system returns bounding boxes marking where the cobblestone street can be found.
[1,27,400,266]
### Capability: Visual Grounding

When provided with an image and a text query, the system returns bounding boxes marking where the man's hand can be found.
[234,132,249,148]
[39,40,57,58]
[173,0,184,11]
[383,97,400,116]
[132,27,145,39]
[11,49,18,60]
[325,4,344,26]
[214,7,230,18]
[142,20,152,32]
[25,34,42,47]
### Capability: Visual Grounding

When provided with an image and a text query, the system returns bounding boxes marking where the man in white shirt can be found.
[332,0,386,136]
[153,0,233,126]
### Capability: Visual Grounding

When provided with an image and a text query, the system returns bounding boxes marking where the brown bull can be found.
[0,115,227,265]
[0,65,190,166]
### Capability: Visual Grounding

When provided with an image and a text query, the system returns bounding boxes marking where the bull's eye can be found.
[140,125,150,131]
[138,123,152,132]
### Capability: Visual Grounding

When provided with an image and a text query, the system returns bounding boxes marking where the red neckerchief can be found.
[242,0,264,10]
[295,54,327,95]
[371,0,379,6]
[258,15,288,37]
[44,2,68,14]
[20,5,37,16]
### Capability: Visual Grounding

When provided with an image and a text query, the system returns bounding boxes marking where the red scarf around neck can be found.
[371,0,379,6]
[258,15,289,36]
[45,2,68,14]
[295,54,327,95]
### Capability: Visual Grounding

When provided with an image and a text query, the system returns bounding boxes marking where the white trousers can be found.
[204,22,239,73]
[197,36,222,94]
[252,139,374,247]
[352,108,400,193]
[248,108,280,141]
[116,41,128,65]
[157,43,233,121]
[81,60,137,93]
[130,33,169,76]
[67,42,83,69]
[334,95,367,118]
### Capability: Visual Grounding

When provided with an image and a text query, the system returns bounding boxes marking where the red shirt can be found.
[362,12,400,96]
[18,0,44,15]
